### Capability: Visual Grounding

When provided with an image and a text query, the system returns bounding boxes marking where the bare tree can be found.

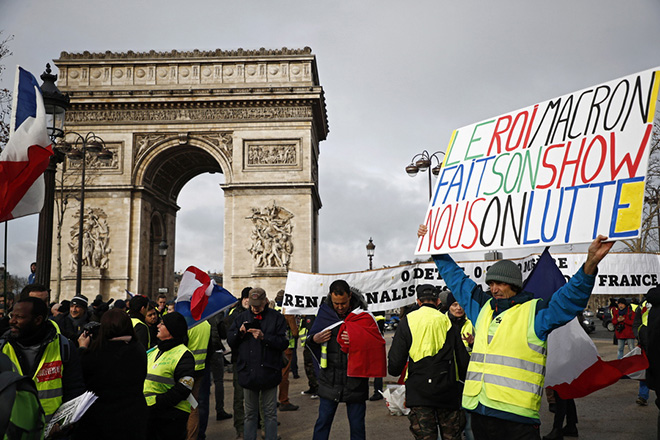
[0,32,13,148]
[619,118,660,253]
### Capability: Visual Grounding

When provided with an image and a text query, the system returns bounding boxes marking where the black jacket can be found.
[388,304,468,409]
[307,293,369,403]
[227,305,288,391]
[74,338,147,439]
[645,289,660,391]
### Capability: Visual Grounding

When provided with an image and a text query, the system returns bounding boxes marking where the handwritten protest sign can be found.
[283,253,660,315]
[416,67,660,255]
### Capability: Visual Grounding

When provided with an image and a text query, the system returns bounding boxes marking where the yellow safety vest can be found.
[642,300,649,327]
[463,299,546,419]
[408,306,452,362]
[459,319,474,350]
[144,344,192,413]
[2,334,64,422]
[131,318,151,348]
[187,321,211,371]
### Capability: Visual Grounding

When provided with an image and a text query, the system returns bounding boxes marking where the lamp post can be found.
[366,238,375,270]
[405,150,445,201]
[64,133,113,296]
[158,239,168,290]
[36,64,70,289]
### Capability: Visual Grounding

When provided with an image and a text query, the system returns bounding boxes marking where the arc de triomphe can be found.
[52,47,328,300]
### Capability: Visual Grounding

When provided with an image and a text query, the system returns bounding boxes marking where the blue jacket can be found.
[432,254,596,423]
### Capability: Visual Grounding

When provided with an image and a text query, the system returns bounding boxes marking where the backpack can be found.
[0,352,45,440]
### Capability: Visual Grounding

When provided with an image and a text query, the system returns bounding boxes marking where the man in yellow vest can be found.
[418,225,613,439]
[1,297,85,427]
[388,284,470,440]
[186,319,211,440]
[129,295,151,349]
[144,311,195,440]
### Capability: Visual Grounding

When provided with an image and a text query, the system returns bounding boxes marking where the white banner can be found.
[283,252,660,315]
[416,67,660,255]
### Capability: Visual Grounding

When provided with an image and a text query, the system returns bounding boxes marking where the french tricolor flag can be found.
[175,266,237,328]
[526,248,648,399]
[0,67,53,222]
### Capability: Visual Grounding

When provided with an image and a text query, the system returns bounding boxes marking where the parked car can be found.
[597,306,612,321]
[601,311,614,332]
[581,316,596,334]
[583,309,595,318]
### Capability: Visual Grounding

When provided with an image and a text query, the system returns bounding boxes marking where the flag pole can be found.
[3,221,7,316]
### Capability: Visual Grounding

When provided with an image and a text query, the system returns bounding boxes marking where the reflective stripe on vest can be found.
[320,342,328,368]
[131,318,151,348]
[299,327,308,347]
[144,344,192,413]
[3,336,64,422]
[187,321,211,371]
[463,299,546,418]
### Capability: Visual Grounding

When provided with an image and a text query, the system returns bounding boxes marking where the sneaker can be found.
[279,402,299,411]
[369,392,383,401]
[301,388,318,395]
[310,394,319,399]
[216,411,233,421]
[636,397,648,406]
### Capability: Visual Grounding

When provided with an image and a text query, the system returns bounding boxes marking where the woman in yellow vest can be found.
[144,312,195,440]
[419,225,613,439]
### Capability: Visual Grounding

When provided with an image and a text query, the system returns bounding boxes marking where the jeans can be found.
[198,366,212,440]
[471,413,540,440]
[244,386,277,440]
[617,338,635,359]
[312,397,366,440]
[232,369,245,435]
[639,380,650,400]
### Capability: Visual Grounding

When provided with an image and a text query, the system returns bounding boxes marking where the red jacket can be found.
[613,306,635,340]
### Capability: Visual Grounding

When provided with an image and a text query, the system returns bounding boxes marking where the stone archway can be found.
[52,47,328,300]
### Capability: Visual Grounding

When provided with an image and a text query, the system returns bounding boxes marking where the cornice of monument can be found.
[57,47,314,61]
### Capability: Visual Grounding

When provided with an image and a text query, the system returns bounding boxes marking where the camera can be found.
[82,321,101,339]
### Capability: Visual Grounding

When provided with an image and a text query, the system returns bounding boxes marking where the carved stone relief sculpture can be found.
[68,207,111,272]
[247,202,294,268]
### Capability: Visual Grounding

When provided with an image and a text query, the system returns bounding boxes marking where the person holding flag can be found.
[417,225,614,439]
[307,280,386,440]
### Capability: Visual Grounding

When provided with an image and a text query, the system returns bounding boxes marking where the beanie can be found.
[241,287,252,300]
[275,290,285,303]
[446,292,457,307]
[161,312,189,341]
[485,260,523,289]
[617,297,628,306]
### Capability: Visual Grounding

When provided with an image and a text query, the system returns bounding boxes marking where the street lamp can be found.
[405,150,445,200]
[36,64,70,289]
[62,132,113,296]
[158,239,168,289]
[366,238,375,270]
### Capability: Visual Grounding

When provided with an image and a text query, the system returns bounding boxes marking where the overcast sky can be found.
[1,0,660,279]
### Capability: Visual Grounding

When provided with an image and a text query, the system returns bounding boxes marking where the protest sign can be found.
[416,67,660,255]
[283,252,660,315]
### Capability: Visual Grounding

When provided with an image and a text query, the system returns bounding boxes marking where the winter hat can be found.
[249,288,268,306]
[416,284,439,300]
[71,294,89,308]
[485,260,523,289]
[241,287,252,300]
[617,297,628,306]
[113,299,127,310]
[446,292,457,307]
[275,290,285,303]
[161,312,189,341]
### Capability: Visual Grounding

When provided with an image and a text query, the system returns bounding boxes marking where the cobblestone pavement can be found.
[206,325,658,439]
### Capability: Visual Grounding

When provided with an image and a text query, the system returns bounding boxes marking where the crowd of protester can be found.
[1,229,658,440]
